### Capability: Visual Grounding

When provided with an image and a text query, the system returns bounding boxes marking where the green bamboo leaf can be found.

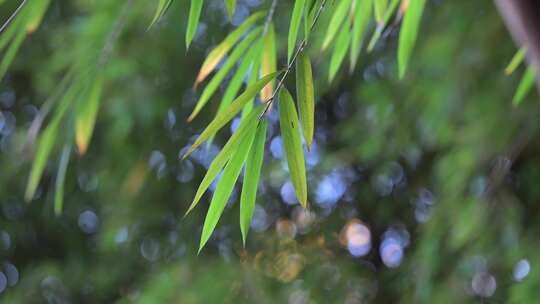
[240,120,267,245]
[329,18,351,82]
[321,0,352,50]
[367,0,400,52]
[513,66,535,106]
[350,0,373,71]
[185,105,265,214]
[198,120,258,252]
[25,0,51,32]
[304,0,314,39]
[148,0,173,29]
[186,0,204,50]
[278,89,308,207]
[505,47,527,75]
[296,52,315,149]
[260,24,277,102]
[183,72,279,159]
[374,0,388,23]
[288,0,306,63]
[0,29,25,81]
[242,39,264,117]
[398,0,426,78]
[188,27,262,121]
[75,76,103,155]
[194,11,265,86]
[225,0,236,19]
[54,144,71,216]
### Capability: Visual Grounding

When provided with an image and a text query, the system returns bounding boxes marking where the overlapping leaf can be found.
[321,0,352,50]
[260,24,277,101]
[329,18,351,82]
[513,66,535,106]
[288,0,306,63]
[75,76,104,155]
[350,0,373,71]
[367,0,400,52]
[240,120,267,244]
[398,0,426,78]
[505,47,526,75]
[225,0,237,19]
[296,52,315,149]
[278,89,307,207]
[149,0,173,29]
[54,145,71,216]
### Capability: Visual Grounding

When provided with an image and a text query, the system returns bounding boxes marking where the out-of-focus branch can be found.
[496,0,540,87]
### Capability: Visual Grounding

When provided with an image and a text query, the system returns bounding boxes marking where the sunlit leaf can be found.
[367,0,400,52]
[198,119,258,252]
[278,89,307,207]
[186,0,204,50]
[329,18,351,82]
[225,0,236,19]
[25,0,51,33]
[185,105,265,214]
[321,0,352,50]
[188,27,262,121]
[288,0,306,63]
[240,120,267,245]
[54,144,71,216]
[296,52,315,149]
[398,0,426,78]
[194,11,265,86]
[148,0,173,29]
[183,71,279,158]
[260,23,277,101]
[350,0,372,71]
[374,0,388,24]
[75,76,104,155]
[513,66,535,106]
[505,47,526,75]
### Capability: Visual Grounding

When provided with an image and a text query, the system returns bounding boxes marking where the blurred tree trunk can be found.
[496,0,540,87]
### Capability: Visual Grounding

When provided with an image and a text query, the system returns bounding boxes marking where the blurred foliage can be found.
[0,0,540,303]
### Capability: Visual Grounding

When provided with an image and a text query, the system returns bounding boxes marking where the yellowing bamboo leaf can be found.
[367,0,400,52]
[240,120,267,244]
[350,0,372,71]
[296,52,315,149]
[322,0,352,50]
[260,24,277,101]
[182,72,279,158]
[198,119,258,252]
[75,76,104,155]
[398,0,426,78]
[513,66,535,106]
[505,47,527,75]
[288,0,306,63]
[329,18,351,82]
[194,11,265,86]
[188,27,262,121]
[225,0,236,19]
[278,89,307,207]
[186,0,204,50]
[149,0,173,29]
[54,144,71,216]
[185,105,265,215]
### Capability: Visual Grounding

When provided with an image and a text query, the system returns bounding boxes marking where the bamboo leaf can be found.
[278,89,308,207]
[25,0,51,33]
[0,29,25,81]
[260,24,277,101]
[198,119,258,252]
[185,105,265,214]
[54,144,71,216]
[304,0,314,39]
[350,0,372,71]
[505,47,527,75]
[149,0,173,29]
[296,52,315,149]
[288,0,306,63]
[75,76,104,155]
[374,0,388,23]
[513,66,535,106]
[398,0,426,78]
[329,18,351,82]
[186,0,204,50]
[183,71,279,159]
[194,11,265,86]
[367,0,400,52]
[240,120,267,245]
[188,27,262,121]
[225,0,236,19]
[322,0,352,50]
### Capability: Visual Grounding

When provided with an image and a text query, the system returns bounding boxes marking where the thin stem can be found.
[0,0,27,34]
[259,0,328,118]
